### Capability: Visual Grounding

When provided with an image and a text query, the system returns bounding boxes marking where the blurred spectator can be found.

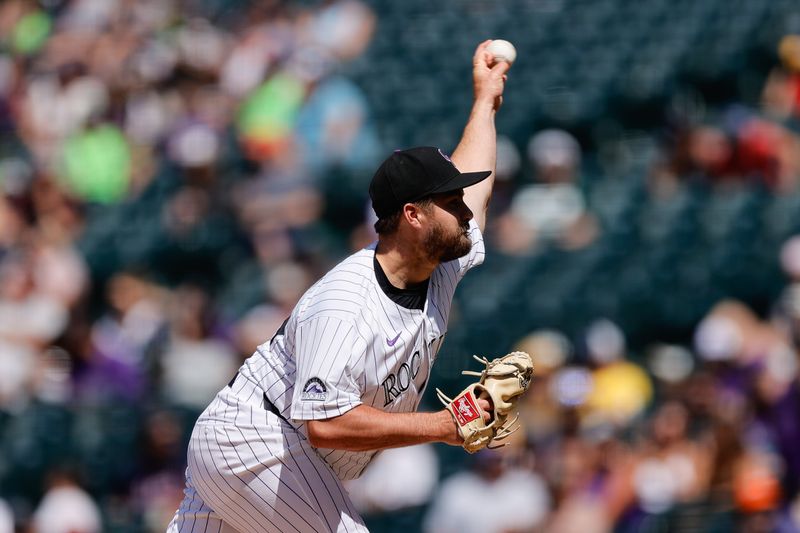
[131,409,188,532]
[646,344,696,388]
[90,272,166,393]
[0,194,27,253]
[770,34,800,122]
[60,314,147,404]
[237,69,309,161]
[295,72,381,175]
[61,123,132,204]
[424,449,550,533]
[694,300,777,367]
[543,435,628,533]
[301,0,375,62]
[345,444,439,515]
[0,252,69,347]
[733,449,783,518]
[629,401,713,515]
[0,250,70,410]
[668,124,736,183]
[494,129,598,254]
[514,329,571,445]
[31,469,102,533]
[584,319,653,429]
[0,498,12,533]
[775,235,800,345]
[159,285,238,409]
[29,233,89,309]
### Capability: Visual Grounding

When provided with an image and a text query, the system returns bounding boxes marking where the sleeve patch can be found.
[300,378,328,401]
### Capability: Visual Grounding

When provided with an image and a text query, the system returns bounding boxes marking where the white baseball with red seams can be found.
[487,39,517,65]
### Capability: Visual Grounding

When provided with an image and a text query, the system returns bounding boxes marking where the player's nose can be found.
[460,203,473,223]
[463,210,473,226]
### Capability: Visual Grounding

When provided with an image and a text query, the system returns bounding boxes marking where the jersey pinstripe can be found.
[237,218,485,480]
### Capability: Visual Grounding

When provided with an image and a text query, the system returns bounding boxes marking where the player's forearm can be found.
[452,99,497,231]
[306,404,458,451]
[452,99,497,172]
[452,44,509,231]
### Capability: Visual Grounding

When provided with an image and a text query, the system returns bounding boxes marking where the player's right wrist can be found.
[471,96,496,112]
[434,409,461,445]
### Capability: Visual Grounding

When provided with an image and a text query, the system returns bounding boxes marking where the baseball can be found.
[487,39,517,65]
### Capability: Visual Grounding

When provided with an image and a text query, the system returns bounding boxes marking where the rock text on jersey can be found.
[381,350,422,406]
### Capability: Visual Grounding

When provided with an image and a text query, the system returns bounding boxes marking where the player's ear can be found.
[402,202,426,230]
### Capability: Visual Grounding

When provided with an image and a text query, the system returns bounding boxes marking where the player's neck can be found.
[375,238,436,288]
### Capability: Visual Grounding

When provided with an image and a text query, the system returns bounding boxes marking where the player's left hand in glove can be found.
[437,351,533,454]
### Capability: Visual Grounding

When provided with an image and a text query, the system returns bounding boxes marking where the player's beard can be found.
[423,219,471,263]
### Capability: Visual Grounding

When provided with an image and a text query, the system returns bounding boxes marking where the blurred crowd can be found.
[649,34,800,196]
[2,0,800,532]
[0,0,383,530]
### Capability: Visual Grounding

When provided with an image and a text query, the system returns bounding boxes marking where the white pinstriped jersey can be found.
[236,219,485,480]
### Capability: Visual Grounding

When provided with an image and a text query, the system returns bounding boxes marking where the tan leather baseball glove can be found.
[437,351,533,453]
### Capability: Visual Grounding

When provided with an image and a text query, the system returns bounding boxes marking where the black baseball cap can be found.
[369,147,492,219]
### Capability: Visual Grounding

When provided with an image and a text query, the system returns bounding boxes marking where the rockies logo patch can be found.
[300,378,327,402]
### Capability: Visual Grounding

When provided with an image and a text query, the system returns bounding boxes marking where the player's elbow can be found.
[306,419,337,448]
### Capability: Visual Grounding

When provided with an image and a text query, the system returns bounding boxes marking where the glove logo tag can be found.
[452,392,480,426]
[300,378,327,402]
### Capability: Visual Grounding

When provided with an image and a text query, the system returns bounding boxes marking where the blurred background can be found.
[2,0,800,531]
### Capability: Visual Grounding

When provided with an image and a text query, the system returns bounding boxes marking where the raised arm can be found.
[451,40,511,232]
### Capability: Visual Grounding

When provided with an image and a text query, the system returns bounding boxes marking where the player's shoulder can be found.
[298,244,377,323]
[322,244,376,292]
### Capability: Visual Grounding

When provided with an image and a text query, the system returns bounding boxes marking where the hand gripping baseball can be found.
[472,40,511,111]
[437,351,533,453]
